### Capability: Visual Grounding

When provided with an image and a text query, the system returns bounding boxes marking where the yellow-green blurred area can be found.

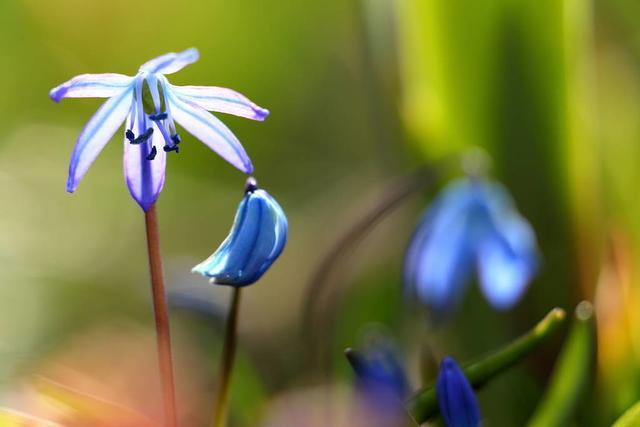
[0,0,640,425]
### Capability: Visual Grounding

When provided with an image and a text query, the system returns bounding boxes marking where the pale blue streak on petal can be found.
[50,73,133,102]
[193,189,288,287]
[437,357,482,427]
[477,213,538,310]
[139,48,199,75]
[123,104,166,212]
[170,84,269,121]
[67,87,133,192]
[168,91,253,173]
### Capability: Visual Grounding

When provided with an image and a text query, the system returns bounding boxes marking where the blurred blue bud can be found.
[404,177,538,314]
[436,357,481,427]
[346,344,409,404]
[192,178,288,287]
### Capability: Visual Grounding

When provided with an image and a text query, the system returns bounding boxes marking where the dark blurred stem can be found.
[144,205,178,427]
[211,288,242,427]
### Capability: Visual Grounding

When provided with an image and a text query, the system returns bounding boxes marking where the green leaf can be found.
[406,307,567,423]
[527,301,596,427]
[612,401,640,427]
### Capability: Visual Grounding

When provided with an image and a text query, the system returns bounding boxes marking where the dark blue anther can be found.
[125,129,135,142]
[149,112,168,121]
[130,127,154,145]
[163,144,180,153]
[171,134,181,145]
[146,146,158,161]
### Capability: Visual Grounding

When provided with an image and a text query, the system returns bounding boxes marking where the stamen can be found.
[130,127,154,144]
[163,144,180,153]
[125,129,135,142]
[146,146,158,161]
[171,134,181,145]
[149,112,168,121]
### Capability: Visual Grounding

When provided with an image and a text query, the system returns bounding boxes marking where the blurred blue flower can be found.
[192,178,287,287]
[346,344,409,404]
[436,357,481,427]
[404,177,538,314]
[346,342,409,427]
[50,48,269,211]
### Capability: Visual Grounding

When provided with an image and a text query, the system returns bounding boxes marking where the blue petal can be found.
[167,91,254,174]
[50,73,134,102]
[404,181,476,314]
[67,87,133,192]
[123,104,167,212]
[477,213,538,310]
[139,48,199,75]
[192,188,288,287]
[170,84,270,121]
[436,357,482,427]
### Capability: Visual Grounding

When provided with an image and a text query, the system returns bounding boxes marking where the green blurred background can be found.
[1,0,640,425]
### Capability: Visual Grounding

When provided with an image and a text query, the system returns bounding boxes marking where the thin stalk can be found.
[144,205,178,427]
[211,288,242,427]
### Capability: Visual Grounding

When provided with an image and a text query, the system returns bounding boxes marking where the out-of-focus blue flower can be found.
[346,343,409,427]
[192,178,287,287]
[346,345,409,404]
[436,357,481,427]
[404,177,538,314]
[50,48,268,211]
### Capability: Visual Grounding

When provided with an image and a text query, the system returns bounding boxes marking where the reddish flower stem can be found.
[144,204,178,427]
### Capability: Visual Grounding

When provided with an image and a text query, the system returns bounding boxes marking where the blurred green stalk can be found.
[406,307,567,423]
[527,301,596,427]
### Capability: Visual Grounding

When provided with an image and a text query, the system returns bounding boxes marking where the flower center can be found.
[126,73,182,160]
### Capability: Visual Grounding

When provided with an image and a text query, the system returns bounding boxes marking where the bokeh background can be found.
[1,0,640,425]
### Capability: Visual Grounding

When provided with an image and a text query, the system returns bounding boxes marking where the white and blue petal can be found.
[167,91,254,173]
[170,84,269,121]
[123,107,167,212]
[67,87,133,192]
[477,212,538,310]
[192,185,288,287]
[49,73,134,102]
[436,357,482,427]
[139,48,199,75]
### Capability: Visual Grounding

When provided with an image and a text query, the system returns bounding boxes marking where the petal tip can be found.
[255,108,270,121]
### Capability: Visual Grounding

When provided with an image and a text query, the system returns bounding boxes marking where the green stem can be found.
[144,205,178,427]
[527,301,596,427]
[406,307,567,424]
[211,288,242,427]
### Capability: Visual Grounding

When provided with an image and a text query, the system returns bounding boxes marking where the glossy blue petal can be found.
[192,187,287,287]
[436,357,482,427]
[404,181,476,314]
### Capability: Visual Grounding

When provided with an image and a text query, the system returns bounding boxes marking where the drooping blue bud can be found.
[192,178,288,287]
[436,357,481,427]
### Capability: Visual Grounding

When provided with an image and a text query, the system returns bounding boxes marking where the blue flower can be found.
[192,178,287,287]
[346,344,409,404]
[50,48,269,211]
[404,177,538,314]
[436,357,482,427]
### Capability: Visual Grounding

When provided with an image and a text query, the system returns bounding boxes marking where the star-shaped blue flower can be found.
[50,48,269,211]
[404,177,538,315]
